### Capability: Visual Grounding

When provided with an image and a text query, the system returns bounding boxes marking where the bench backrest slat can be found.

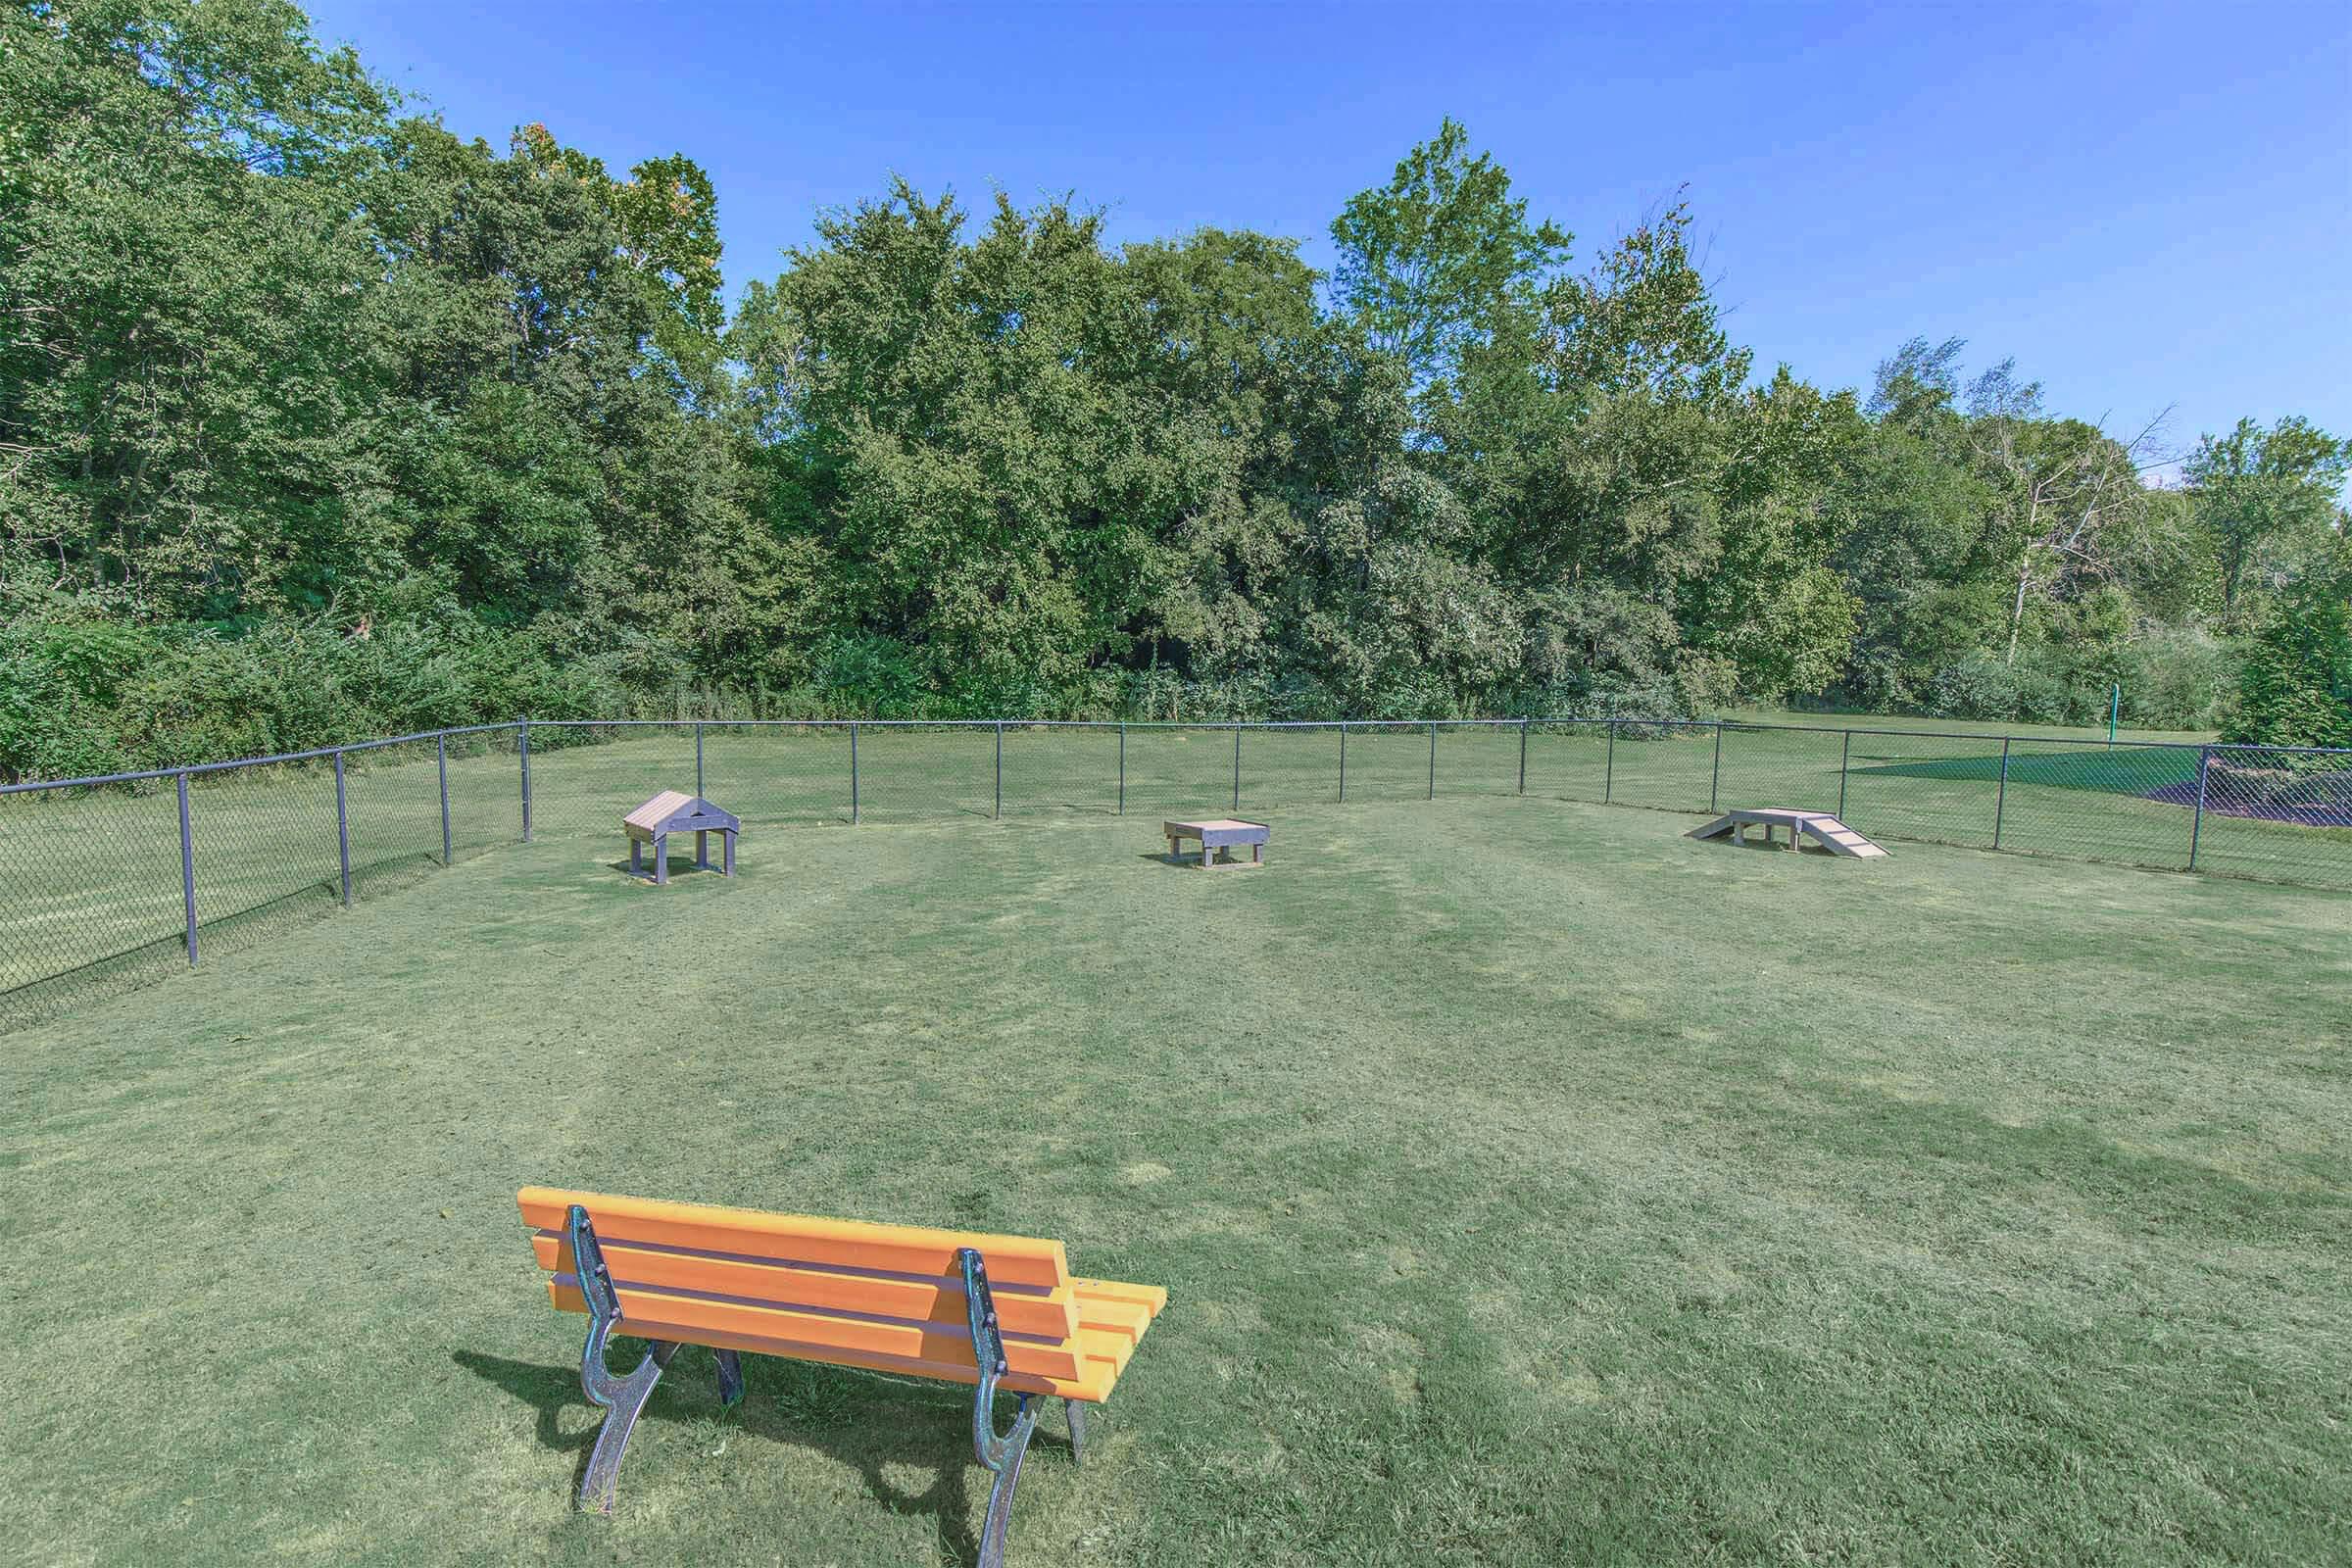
[526,1231,1082,1341]
[519,1187,1070,1290]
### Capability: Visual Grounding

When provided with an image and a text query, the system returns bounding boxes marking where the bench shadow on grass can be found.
[454,1347,1081,1566]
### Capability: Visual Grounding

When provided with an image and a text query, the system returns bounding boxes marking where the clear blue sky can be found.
[308,0,2350,472]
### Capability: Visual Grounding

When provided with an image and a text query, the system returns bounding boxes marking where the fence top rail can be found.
[0,721,522,796]
[526,716,1551,731]
[5,714,2347,796]
[1703,718,2166,750]
[1715,719,2352,757]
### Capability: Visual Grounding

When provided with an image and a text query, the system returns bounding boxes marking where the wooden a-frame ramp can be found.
[1688,808,1888,858]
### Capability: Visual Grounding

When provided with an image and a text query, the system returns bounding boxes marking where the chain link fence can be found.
[5,715,2345,1031]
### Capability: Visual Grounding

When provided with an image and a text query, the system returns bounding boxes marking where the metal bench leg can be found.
[1066,1397,1088,1466]
[580,1336,676,1512]
[976,1402,1038,1568]
[567,1203,678,1512]
[714,1348,745,1407]
[959,1247,1043,1568]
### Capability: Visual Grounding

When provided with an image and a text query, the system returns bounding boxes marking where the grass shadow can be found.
[1706,837,1841,856]
[454,1347,1077,1565]
[602,854,733,883]
[1138,851,1264,869]
[0,929,190,1036]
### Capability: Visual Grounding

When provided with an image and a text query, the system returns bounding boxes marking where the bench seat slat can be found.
[520,1187,1069,1290]
[1073,1277,1169,1317]
[530,1232,1082,1342]
[1076,1294,1152,1347]
[1078,1322,1137,1379]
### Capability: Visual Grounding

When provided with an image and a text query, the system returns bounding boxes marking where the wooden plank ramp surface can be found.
[1687,808,1889,858]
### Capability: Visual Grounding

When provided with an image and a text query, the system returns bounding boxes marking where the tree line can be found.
[4,0,2347,781]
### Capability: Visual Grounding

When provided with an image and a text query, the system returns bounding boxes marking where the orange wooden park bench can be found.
[516,1187,1166,1564]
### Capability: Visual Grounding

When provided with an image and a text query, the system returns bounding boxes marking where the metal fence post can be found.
[334,750,352,906]
[994,721,1004,819]
[850,722,860,824]
[177,770,198,966]
[1427,721,1437,801]
[1709,720,1724,811]
[1231,723,1242,811]
[1117,721,1126,814]
[696,721,706,799]
[1837,730,1850,819]
[437,733,452,865]
[2189,746,2210,870]
[1993,737,2010,850]
[1518,718,1529,795]
[519,716,532,842]
[1603,720,1616,804]
[1338,721,1348,803]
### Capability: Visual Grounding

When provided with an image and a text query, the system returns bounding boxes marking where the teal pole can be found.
[2108,684,2120,747]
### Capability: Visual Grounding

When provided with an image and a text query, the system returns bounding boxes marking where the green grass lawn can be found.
[4,797,2347,1565]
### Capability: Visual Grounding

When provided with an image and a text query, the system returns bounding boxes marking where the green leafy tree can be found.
[2224,540,2352,748]
[1330,118,1569,399]
[2183,416,2352,626]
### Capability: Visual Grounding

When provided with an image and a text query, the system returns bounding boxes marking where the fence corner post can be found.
[1427,720,1437,801]
[2188,746,2210,870]
[334,749,352,906]
[995,720,1004,819]
[177,769,198,966]
[437,732,452,865]
[518,716,532,843]
[1709,720,1724,811]
[1604,719,1617,804]
[850,721,860,824]
[1231,722,1242,811]
[1338,720,1348,803]
[1518,717,1529,796]
[696,720,706,799]
[1837,730,1851,819]
[1993,736,2011,850]
[1117,720,1125,815]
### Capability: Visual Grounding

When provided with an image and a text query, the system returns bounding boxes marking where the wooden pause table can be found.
[1164,817,1268,869]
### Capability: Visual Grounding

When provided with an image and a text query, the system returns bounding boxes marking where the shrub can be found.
[2122,629,2234,730]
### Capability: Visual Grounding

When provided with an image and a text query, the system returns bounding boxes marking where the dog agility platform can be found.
[1688,808,1887,858]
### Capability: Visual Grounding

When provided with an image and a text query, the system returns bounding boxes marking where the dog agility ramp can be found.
[1688,808,1888,858]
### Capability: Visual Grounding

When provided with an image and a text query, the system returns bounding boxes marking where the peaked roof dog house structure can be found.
[622,791,740,884]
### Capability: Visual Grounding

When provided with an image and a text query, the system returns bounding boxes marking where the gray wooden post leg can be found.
[1066,1397,1088,1465]
[697,829,710,869]
[722,830,735,876]
[655,832,668,886]
[629,838,640,877]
